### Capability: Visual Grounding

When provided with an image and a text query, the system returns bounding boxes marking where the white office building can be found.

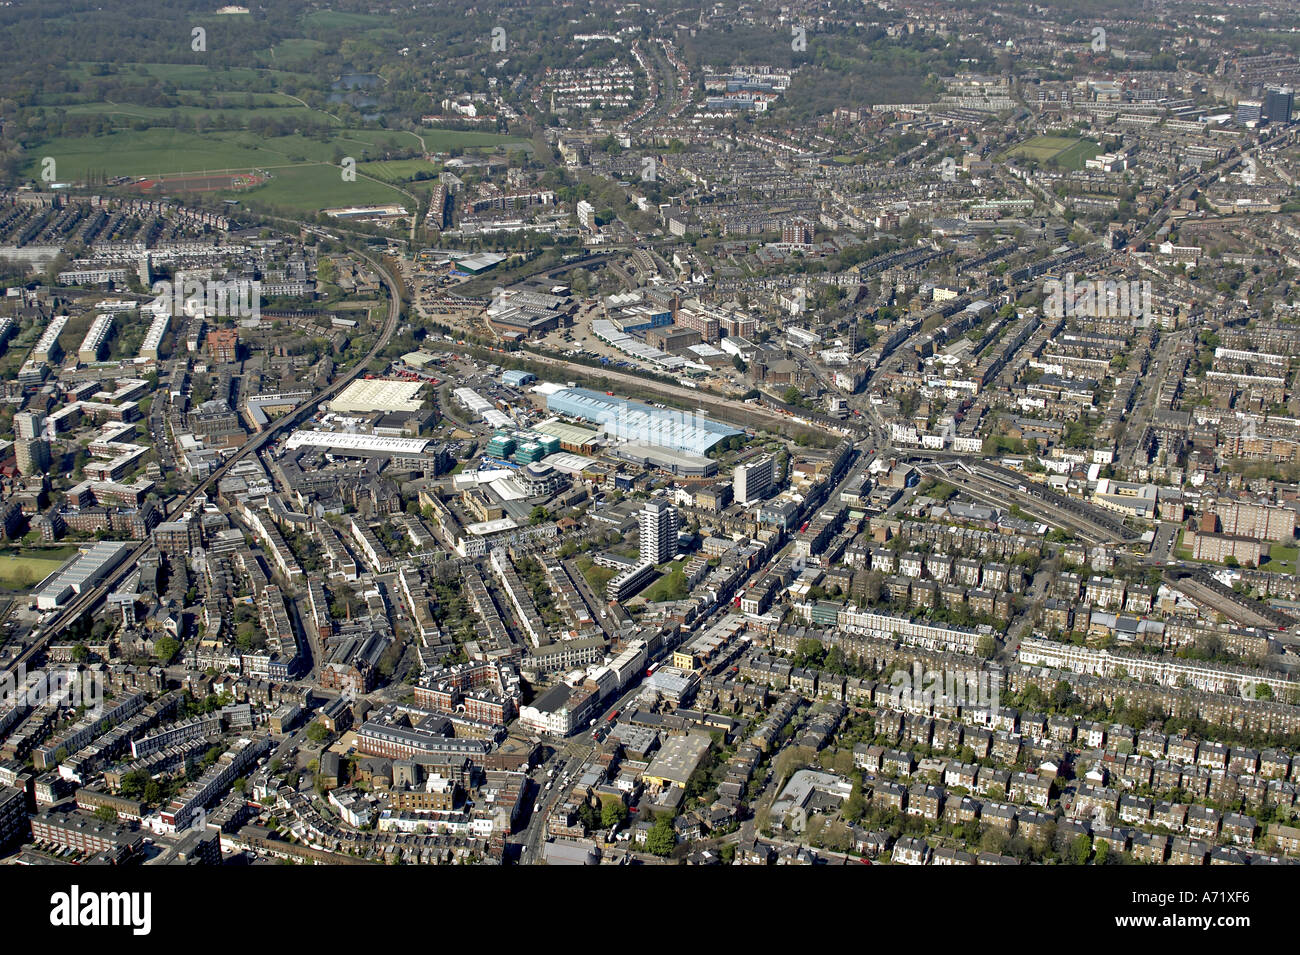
[639,500,680,566]
[734,455,775,505]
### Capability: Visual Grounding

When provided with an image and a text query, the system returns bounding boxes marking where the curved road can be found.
[2,249,404,682]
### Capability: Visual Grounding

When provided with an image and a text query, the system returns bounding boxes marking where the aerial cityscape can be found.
[0,0,1296,886]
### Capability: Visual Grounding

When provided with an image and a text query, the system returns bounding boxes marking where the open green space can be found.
[68,61,317,87]
[359,159,441,183]
[54,101,311,125]
[644,563,689,603]
[223,163,411,214]
[1053,138,1105,171]
[0,554,67,589]
[1003,135,1102,171]
[577,558,617,593]
[267,38,330,68]
[24,127,286,180]
[1264,544,1298,574]
[301,10,391,31]
[26,125,521,184]
[418,129,531,152]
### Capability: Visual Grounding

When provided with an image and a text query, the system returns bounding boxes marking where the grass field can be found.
[268,38,330,68]
[1053,138,1104,171]
[360,159,441,183]
[225,163,412,213]
[69,61,316,87]
[1004,135,1101,171]
[27,46,528,220]
[27,126,522,181]
[418,129,531,152]
[578,559,617,593]
[56,101,312,124]
[643,564,688,603]
[1264,545,1298,574]
[0,555,67,589]
[301,10,391,30]
[25,128,285,180]
[1007,135,1079,160]
[23,127,437,212]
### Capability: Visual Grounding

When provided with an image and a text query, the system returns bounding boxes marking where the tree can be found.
[119,769,151,799]
[843,778,867,824]
[154,636,180,664]
[1050,680,1075,710]
[772,745,815,788]
[1069,833,1092,865]
[93,804,118,823]
[976,634,998,660]
[307,722,330,744]
[645,814,677,856]
[601,799,628,829]
[981,826,1010,855]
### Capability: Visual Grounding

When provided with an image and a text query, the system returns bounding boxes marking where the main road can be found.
[2,248,404,683]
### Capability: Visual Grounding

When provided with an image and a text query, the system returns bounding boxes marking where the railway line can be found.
[916,455,1141,545]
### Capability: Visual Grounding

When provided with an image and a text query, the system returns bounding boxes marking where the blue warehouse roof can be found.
[545,387,742,457]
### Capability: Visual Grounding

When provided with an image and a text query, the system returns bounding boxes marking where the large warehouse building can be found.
[283,430,450,472]
[544,387,741,457]
[329,379,426,414]
[35,540,132,610]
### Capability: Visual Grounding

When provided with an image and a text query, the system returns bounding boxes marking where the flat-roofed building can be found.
[77,313,114,363]
[31,315,68,365]
[534,417,603,454]
[30,807,143,862]
[734,455,775,505]
[328,378,425,414]
[643,731,712,790]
